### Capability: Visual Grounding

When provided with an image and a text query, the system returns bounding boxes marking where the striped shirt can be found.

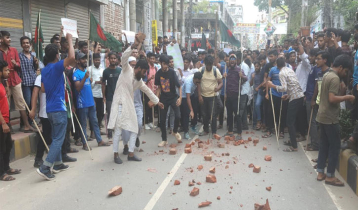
[19,52,37,86]
[276,67,304,101]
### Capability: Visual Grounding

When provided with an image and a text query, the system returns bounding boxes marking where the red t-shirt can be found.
[0,83,9,123]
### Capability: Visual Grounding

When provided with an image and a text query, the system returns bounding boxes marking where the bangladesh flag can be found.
[89,13,122,52]
[219,20,240,48]
[34,11,44,61]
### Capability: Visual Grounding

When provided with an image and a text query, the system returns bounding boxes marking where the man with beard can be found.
[225,54,247,138]
[108,33,162,163]
[73,53,110,151]
[316,33,326,51]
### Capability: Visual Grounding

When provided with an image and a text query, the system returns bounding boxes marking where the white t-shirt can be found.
[100,53,106,69]
[88,65,104,98]
[34,75,47,118]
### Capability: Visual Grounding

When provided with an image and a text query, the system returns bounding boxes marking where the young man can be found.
[88,53,104,133]
[107,33,161,163]
[198,55,223,137]
[0,60,21,181]
[0,31,34,133]
[19,36,38,111]
[181,72,202,139]
[218,51,227,129]
[73,52,110,151]
[78,41,92,65]
[316,33,326,51]
[316,55,355,186]
[37,33,76,180]
[353,34,358,121]
[225,54,246,138]
[267,57,305,152]
[102,52,122,139]
[143,52,157,129]
[156,55,182,146]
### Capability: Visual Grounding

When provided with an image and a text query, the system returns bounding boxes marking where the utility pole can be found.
[268,0,272,41]
[188,0,193,52]
[129,0,136,31]
[173,0,177,33]
[180,0,185,46]
[300,0,305,27]
[163,0,168,35]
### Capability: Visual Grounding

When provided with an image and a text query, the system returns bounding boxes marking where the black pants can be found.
[0,124,12,177]
[352,84,358,121]
[237,94,248,134]
[144,94,153,125]
[190,95,198,127]
[36,118,52,160]
[94,97,104,126]
[180,97,190,133]
[73,109,81,140]
[202,96,217,134]
[218,95,225,126]
[266,95,288,133]
[295,100,307,136]
[160,99,180,141]
[62,118,72,155]
[287,97,304,149]
[226,96,238,132]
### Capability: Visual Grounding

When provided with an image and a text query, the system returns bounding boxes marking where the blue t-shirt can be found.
[219,60,227,96]
[73,69,95,109]
[41,60,66,113]
[268,67,286,97]
[353,51,358,87]
[283,47,293,53]
[305,65,321,101]
[182,74,196,98]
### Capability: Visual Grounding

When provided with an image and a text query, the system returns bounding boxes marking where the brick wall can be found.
[103,1,124,40]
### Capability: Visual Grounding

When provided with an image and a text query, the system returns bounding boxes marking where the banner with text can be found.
[61,18,78,38]
[166,43,184,71]
[234,23,260,34]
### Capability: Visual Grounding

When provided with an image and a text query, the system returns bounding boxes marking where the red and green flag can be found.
[89,13,122,52]
[34,11,44,61]
[219,20,241,48]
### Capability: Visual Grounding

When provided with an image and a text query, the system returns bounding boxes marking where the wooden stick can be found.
[223,64,227,120]
[73,112,94,160]
[305,107,314,152]
[143,92,146,134]
[209,95,216,140]
[63,73,75,133]
[277,95,283,135]
[22,98,49,151]
[270,89,280,148]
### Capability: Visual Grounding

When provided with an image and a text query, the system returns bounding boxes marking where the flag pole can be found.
[38,9,41,59]
[87,10,91,67]
[214,12,218,63]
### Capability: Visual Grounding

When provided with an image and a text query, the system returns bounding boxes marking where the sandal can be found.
[317,173,326,181]
[0,174,15,181]
[283,141,291,146]
[98,141,111,146]
[325,177,344,187]
[283,147,298,152]
[306,146,319,151]
[255,122,261,130]
[312,158,318,163]
[75,140,83,146]
[262,133,272,138]
[279,132,284,139]
[6,168,21,175]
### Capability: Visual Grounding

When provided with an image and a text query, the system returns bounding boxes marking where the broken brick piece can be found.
[190,187,200,196]
[206,174,217,183]
[174,180,180,185]
[198,201,212,208]
[218,143,225,148]
[209,167,215,173]
[197,182,201,185]
[204,155,212,161]
[264,155,272,161]
[230,186,233,189]
[139,149,144,152]
[248,137,252,141]
[159,150,164,152]
[108,186,122,196]
[197,165,203,171]
[263,146,267,150]
[254,142,257,146]
[230,136,235,141]
[253,139,259,144]
[224,136,230,140]
[185,143,192,148]
[198,143,204,148]
[266,186,271,191]
[254,199,271,210]
[213,134,221,140]
[191,141,195,145]
[248,163,254,168]
[217,196,221,200]
[253,166,261,173]
[226,140,230,144]
[195,138,200,142]
[225,153,230,156]
[169,148,177,155]
[185,148,192,153]
[239,140,245,144]
[189,181,195,186]
[225,165,229,169]
[142,141,146,144]
[244,145,247,148]
[169,144,177,148]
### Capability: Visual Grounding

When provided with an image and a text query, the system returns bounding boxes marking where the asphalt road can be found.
[1,124,358,210]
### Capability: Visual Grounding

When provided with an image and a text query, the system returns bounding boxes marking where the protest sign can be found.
[61,18,78,38]
[166,43,184,71]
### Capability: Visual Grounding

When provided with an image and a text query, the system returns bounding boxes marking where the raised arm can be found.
[64,33,76,68]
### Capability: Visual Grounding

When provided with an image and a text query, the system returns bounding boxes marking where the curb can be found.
[10,132,39,162]
[338,149,358,196]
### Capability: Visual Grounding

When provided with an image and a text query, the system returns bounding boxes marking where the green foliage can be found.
[339,109,356,140]
[334,0,358,31]
[192,0,218,14]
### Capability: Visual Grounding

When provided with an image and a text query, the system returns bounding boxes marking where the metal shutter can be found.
[90,1,100,21]
[0,0,24,51]
[66,0,90,41]
[30,0,65,46]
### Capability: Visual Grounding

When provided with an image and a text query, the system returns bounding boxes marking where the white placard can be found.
[166,43,184,71]
[61,18,78,38]
[122,30,135,43]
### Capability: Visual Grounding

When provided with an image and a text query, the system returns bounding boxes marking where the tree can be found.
[193,0,218,14]
[334,0,358,30]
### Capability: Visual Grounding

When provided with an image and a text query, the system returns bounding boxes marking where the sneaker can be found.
[173,132,182,143]
[123,145,129,155]
[158,141,168,147]
[184,132,190,140]
[145,124,151,130]
[127,155,142,161]
[114,156,123,164]
[34,159,43,168]
[191,126,199,135]
[52,164,69,174]
[148,123,154,128]
[37,165,55,180]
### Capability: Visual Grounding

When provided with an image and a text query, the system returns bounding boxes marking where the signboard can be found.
[143,0,152,51]
[190,33,210,39]
[166,43,184,71]
[234,23,260,34]
[152,20,158,46]
[264,22,276,37]
[61,18,78,38]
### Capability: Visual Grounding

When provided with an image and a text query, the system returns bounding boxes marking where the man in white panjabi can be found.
[108,34,163,164]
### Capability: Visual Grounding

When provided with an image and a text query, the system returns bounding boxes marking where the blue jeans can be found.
[316,123,340,177]
[78,106,102,144]
[44,111,67,167]
[253,93,264,127]
[22,85,33,108]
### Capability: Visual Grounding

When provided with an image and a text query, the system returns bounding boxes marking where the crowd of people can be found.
[0,25,358,186]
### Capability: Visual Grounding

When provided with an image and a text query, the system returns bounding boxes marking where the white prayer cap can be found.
[128,56,136,63]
